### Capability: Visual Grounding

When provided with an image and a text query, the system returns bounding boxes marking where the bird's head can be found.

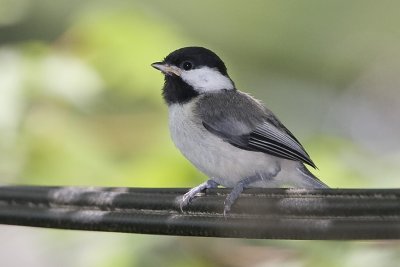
[152,47,235,104]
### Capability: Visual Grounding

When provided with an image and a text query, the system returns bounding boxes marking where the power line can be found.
[0,186,399,239]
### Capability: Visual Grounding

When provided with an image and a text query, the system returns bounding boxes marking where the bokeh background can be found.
[1,0,400,266]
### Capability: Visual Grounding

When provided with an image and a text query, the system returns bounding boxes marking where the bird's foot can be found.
[223,170,281,215]
[223,176,259,215]
[179,179,219,211]
[223,181,246,216]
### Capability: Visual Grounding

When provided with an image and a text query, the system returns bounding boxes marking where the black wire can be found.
[0,186,400,240]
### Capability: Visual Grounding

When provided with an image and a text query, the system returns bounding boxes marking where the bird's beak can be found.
[151,62,181,76]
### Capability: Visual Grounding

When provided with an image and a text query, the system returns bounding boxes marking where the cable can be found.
[0,186,399,239]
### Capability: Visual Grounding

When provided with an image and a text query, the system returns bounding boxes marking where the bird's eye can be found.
[181,61,193,71]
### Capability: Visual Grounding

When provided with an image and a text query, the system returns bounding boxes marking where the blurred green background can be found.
[1,0,400,266]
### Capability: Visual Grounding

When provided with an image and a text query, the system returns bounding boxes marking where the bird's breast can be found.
[169,102,234,179]
[167,103,281,186]
[168,102,208,162]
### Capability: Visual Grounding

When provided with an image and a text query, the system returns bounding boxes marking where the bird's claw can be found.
[179,191,195,211]
[223,200,232,216]
[178,179,219,212]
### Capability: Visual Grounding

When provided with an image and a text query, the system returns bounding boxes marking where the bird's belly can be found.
[168,104,278,187]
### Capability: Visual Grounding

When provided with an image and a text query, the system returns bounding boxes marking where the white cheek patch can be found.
[180,67,234,93]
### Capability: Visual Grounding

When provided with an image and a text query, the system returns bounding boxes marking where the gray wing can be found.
[196,91,316,168]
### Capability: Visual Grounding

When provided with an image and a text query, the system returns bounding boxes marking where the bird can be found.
[151,46,328,214]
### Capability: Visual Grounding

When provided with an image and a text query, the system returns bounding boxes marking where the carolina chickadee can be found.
[152,47,328,214]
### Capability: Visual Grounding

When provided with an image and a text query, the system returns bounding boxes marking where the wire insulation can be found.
[0,186,399,239]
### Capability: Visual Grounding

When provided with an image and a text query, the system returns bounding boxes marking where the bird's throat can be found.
[162,76,199,105]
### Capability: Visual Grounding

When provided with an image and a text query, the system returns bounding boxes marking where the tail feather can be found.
[297,164,329,189]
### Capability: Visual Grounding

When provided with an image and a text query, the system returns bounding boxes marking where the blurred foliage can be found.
[1,0,400,266]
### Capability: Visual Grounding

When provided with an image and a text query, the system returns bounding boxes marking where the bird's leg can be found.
[223,176,257,216]
[224,165,281,215]
[179,179,219,211]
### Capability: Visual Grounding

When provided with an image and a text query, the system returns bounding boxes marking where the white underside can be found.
[168,102,312,188]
